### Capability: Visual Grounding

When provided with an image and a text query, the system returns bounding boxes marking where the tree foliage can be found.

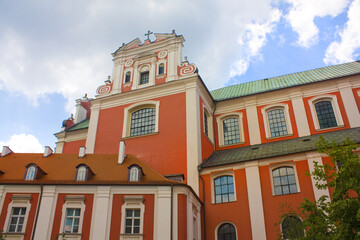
[279,137,360,240]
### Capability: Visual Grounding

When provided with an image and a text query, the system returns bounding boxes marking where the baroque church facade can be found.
[1,31,360,240]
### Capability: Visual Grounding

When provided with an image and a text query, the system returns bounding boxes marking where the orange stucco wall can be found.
[109,194,154,240]
[214,110,250,150]
[0,193,39,240]
[260,160,315,240]
[94,93,188,180]
[178,194,187,240]
[257,100,299,143]
[200,97,215,161]
[50,193,94,240]
[303,91,350,134]
[202,169,252,240]
[62,139,86,153]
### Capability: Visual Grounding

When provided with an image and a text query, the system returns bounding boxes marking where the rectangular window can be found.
[204,112,208,137]
[139,71,149,85]
[64,208,81,233]
[8,207,26,233]
[223,118,240,145]
[125,209,140,234]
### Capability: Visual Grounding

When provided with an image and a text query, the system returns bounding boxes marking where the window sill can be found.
[212,200,236,205]
[2,233,25,240]
[272,191,300,197]
[123,82,132,87]
[57,233,82,240]
[315,125,343,132]
[219,141,245,148]
[123,132,159,140]
[266,134,293,140]
[120,233,144,236]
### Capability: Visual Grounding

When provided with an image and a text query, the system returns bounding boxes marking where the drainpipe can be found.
[212,104,217,151]
[31,184,43,240]
[170,184,174,240]
[199,175,206,240]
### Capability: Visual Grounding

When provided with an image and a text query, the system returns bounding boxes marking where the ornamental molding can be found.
[124,59,134,67]
[158,50,167,59]
[96,81,113,95]
[178,62,197,76]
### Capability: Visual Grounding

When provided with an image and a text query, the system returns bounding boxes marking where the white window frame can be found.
[120,196,145,240]
[280,215,305,240]
[215,221,238,240]
[59,195,86,239]
[3,194,32,236]
[308,95,344,131]
[25,166,36,181]
[261,103,293,139]
[76,166,87,181]
[122,101,160,138]
[124,70,132,85]
[134,64,154,90]
[216,112,244,147]
[129,167,139,182]
[203,106,214,143]
[210,171,237,204]
[269,163,301,196]
[156,60,167,75]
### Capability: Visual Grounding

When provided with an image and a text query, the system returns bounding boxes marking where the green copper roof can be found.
[211,61,360,101]
[66,119,89,132]
[200,127,360,169]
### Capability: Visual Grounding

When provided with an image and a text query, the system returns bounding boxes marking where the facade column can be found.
[245,161,267,240]
[338,82,360,128]
[307,153,330,201]
[90,186,111,240]
[112,60,124,94]
[85,103,100,154]
[33,186,57,240]
[154,187,171,240]
[245,98,261,145]
[290,91,310,137]
[185,83,201,194]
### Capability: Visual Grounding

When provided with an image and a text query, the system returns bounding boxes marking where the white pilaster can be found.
[185,84,201,194]
[154,187,171,240]
[0,186,5,217]
[338,82,360,128]
[55,141,65,153]
[245,100,261,145]
[307,154,330,201]
[113,60,124,93]
[33,186,57,240]
[290,92,311,137]
[245,162,267,240]
[90,187,111,240]
[85,104,100,154]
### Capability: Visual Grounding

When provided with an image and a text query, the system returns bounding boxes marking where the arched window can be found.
[125,72,131,83]
[129,167,139,182]
[281,215,304,239]
[77,166,87,181]
[267,108,288,137]
[130,108,156,136]
[314,100,337,129]
[217,223,237,240]
[214,176,235,203]
[158,63,165,75]
[272,167,297,195]
[223,118,240,145]
[25,166,36,180]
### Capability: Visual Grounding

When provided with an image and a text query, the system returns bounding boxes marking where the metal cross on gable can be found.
[145,30,153,41]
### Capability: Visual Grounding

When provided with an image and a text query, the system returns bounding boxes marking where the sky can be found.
[0,0,360,153]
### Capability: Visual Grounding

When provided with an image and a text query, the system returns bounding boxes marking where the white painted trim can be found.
[120,195,145,240]
[85,104,100,154]
[306,155,330,201]
[214,221,238,240]
[338,83,360,127]
[216,112,245,147]
[122,100,160,138]
[268,162,301,196]
[290,93,310,137]
[203,105,214,143]
[245,102,262,145]
[308,94,344,130]
[210,171,237,204]
[59,196,86,237]
[3,195,32,234]
[90,187,111,240]
[261,103,293,139]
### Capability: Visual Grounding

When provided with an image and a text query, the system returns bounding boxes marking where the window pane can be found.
[125,226,132,233]
[217,223,236,240]
[133,227,140,234]
[140,71,149,85]
[315,100,337,129]
[282,216,304,239]
[134,210,140,217]
[214,176,235,204]
[130,108,156,136]
[268,109,288,137]
[223,118,240,145]
[273,167,297,195]
[74,209,81,216]
[67,209,74,216]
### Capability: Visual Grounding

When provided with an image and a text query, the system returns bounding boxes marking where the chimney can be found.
[1,146,13,157]
[43,146,53,158]
[79,146,86,158]
[118,141,126,165]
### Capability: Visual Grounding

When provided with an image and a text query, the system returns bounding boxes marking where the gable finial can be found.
[145,30,153,41]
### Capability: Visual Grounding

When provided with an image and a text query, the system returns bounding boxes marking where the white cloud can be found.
[230,8,281,77]
[0,134,43,153]
[285,0,350,48]
[324,0,360,64]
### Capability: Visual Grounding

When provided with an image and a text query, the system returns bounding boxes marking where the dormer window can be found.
[140,71,149,85]
[158,63,165,75]
[128,165,143,182]
[125,72,131,83]
[24,164,45,181]
[25,166,36,180]
[75,164,94,181]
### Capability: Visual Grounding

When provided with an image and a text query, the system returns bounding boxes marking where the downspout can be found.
[31,184,43,240]
[170,184,174,240]
[212,103,217,151]
[199,175,206,240]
